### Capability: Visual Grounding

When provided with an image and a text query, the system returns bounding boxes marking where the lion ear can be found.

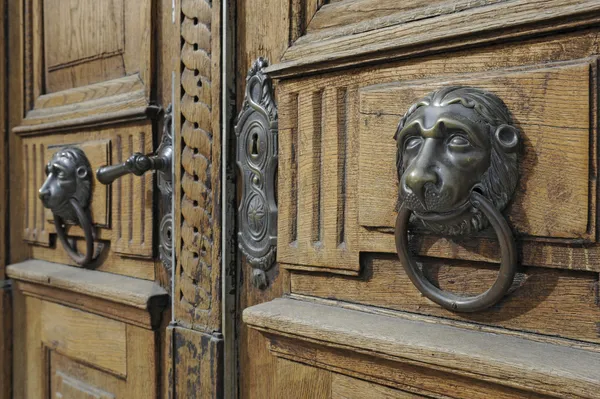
[76,166,88,179]
[493,124,519,152]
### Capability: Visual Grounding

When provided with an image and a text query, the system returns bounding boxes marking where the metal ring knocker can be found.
[53,198,97,266]
[39,147,103,266]
[393,86,521,312]
[395,191,517,312]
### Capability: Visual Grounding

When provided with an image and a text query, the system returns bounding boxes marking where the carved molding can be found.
[175,0,222,331]
[15,0,155,135]
[268,1,600,78]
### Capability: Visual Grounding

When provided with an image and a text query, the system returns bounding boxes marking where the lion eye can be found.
[448,135,471,147]
[404,136,423,151]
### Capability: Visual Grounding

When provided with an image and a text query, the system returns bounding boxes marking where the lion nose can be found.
[404,167,437,204]
[39,178,52,203]
[403,140,438,207]
[38,188,50,202]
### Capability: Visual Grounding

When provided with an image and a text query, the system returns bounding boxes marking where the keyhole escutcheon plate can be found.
[235,57,278,289]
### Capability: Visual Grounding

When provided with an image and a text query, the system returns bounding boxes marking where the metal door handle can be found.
[96,104,173,185]
[393,86,520,312]
[96,148,172,185]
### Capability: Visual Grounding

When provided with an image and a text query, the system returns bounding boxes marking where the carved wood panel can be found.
[20,123,154,278]
[277,31,600,274]
[12,0,157,279]
[12,286,159,398]
[278,87,359,274]
[17,0,154,135]
[174,0,222,331]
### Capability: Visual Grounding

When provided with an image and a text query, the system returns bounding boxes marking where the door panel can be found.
[358,62,592,240]
[238,1,600,398]
[7,0,172,397]
[14,0,156,274]
[21,124,155,277]
[11,271,163,398]
[41,302,127,377]
[276,39,600,275]
[43,0,126,93]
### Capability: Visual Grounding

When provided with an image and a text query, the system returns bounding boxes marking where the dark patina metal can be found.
[394,86,520,312]
[157,105,174,292]
[235,57,278,289]
[39,146,102,266]
[96,121,172,185]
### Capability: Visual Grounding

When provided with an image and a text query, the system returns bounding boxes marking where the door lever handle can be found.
[96,152,171,185]
[96,142,172,185]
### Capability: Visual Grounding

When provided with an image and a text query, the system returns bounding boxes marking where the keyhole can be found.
[251,133,259,157]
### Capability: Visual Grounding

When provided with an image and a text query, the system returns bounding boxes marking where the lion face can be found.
[395,87,520,236]
[39,147,92,223]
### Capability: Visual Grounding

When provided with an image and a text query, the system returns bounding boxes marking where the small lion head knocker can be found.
[394,86,521,312]
[39,147,102,266]
[40,147,92,222]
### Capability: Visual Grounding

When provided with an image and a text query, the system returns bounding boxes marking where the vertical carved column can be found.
[176,0,222,332]
[169,0,223,396]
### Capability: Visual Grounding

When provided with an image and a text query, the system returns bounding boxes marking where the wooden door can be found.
[237,1,600,398]
[4,0,182,397]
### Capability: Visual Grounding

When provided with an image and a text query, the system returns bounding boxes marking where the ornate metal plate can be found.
[235,58,278,289]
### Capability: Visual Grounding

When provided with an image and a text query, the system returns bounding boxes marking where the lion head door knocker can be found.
[39,147,103,266]
[394,86,520,312]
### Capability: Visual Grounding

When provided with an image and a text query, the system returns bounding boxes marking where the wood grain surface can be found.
[291,255,600,344]
[169,327,223,398]
[44,0,125,91]
[269,332,555,399]
[7,260,169,329]
[41,301,127,377]
[306,0,501,36]
[12,275,161,398]
[245,298,600,398]
[235,1,296,397]
[269,0,600,77]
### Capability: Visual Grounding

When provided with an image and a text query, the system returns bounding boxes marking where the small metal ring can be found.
[395,191,517,312]
[54,198,96,266]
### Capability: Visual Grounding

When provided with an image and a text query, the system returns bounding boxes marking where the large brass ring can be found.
[395,191,517,312]
[54,198,96,266]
